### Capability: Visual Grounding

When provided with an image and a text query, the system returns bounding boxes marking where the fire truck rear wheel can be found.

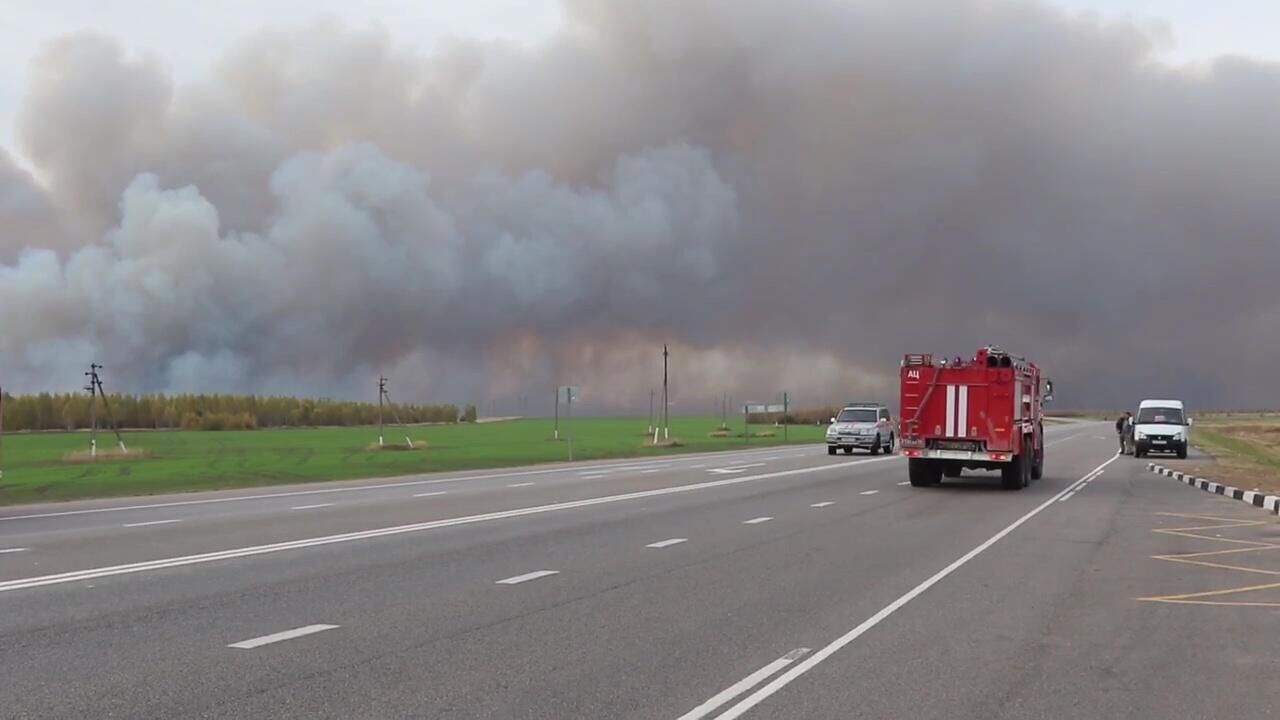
[943,464,961,478]
[1001,446,1028,490]
[1031,450,1044,480]
[908,458,942,487]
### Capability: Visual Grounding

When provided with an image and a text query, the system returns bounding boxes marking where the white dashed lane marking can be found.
[228,624,339,650]
[496,570,560,585]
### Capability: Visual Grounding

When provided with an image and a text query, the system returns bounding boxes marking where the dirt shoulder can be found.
[1164,418,1280,497]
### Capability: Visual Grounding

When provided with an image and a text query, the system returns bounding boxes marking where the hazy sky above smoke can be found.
[2,0,1280,412]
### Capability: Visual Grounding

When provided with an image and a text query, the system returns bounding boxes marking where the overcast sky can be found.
[3,0,1280,411]
[2,0,1276,164]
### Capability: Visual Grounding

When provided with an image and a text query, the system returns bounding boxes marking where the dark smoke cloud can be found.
[2,0,1279,411]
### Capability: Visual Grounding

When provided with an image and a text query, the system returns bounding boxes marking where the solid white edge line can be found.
[0,456,900,594]
[0,445,827,522]
[712,452,1121,719]
[676,648,810,720]
[646,538,689,548]
[122,519,183,528]
[495,570,559,585]
[227,624,339,649]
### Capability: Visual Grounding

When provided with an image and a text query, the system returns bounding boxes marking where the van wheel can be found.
[828,446,837,456]
[1177,444,1188,460]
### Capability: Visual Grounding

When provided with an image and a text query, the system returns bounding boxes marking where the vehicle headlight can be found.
[1135,430,1146,440]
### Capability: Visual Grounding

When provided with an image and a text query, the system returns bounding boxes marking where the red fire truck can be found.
[898,347,1050,490]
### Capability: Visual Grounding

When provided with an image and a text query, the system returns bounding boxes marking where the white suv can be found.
[1133,399,1191,459]
[827,404,895,456]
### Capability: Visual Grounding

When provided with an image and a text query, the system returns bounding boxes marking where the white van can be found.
[1133,399,1191,459]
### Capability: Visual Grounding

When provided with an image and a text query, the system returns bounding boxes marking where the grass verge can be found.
[1167,424,1280,497]
[0,417,822,505]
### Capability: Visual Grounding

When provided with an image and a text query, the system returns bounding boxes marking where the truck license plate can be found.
[935,450,972,460]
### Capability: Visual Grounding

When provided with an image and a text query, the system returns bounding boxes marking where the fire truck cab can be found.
[899,347,1048,490]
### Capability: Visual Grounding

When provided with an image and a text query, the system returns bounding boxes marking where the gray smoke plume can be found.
[3,0,1280,411]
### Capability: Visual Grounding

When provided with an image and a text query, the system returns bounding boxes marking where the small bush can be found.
[62,448,155,463]
[367,440,426,451]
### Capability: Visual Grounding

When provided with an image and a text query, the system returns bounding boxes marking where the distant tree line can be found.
[0,392,462,432]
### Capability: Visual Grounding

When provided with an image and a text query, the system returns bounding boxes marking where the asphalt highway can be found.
[3,423,1276,719]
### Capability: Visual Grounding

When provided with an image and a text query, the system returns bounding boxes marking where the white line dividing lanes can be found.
[290,504,334,511]
[707,452,1121,719]
[507,482,537,488]
[496,570,559,585]
[0,455,897,593]
[122,519,183,528]
[676,648,811,720]
[1058,466,1108,503]
[0,548,30,554]
[743,517,773,525]
[810,502,834,508]
[227,624,339,650]
[897,481,911,486]
[646,538,689,549]
[860,490,880,496]
[708,463,767,475]
[412,491,449,498]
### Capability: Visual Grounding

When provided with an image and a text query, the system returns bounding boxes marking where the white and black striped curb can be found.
[1148,463,1280,514]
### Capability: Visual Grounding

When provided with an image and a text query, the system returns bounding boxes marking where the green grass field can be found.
[0,417,825,506]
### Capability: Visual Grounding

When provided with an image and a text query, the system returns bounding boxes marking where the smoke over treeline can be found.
[2,0,1279,411]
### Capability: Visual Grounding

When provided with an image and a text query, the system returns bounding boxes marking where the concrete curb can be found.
[1147,463,1280,514]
